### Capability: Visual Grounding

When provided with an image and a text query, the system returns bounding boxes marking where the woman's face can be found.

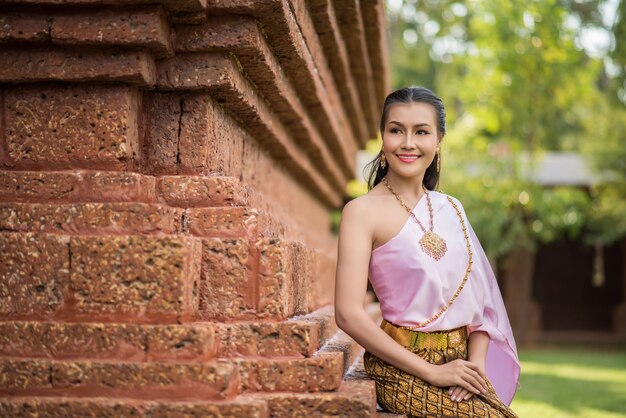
[381,102,440,178]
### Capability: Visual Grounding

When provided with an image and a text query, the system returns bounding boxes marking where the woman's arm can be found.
[448,331,490,401]
[467,330,489,373]
[335,199,488,395]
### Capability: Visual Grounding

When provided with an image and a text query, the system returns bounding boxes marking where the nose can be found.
[402,132,418,148]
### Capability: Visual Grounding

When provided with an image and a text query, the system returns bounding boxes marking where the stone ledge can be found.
[0,357,240,401]
[0,46,156,85]
[307,0,370,144]
[361,0,391,106]
[0,8,173,58]
[334,0,379,137]
[0,321,216,362]
[0,396,269,417]
[0,170,157,204]
[0,0,207,13]
[175,16,353,185]
[206,0,361,152]
[156,52,342,208]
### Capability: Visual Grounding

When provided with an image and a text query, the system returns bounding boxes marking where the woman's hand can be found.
[447,362,487,402]
[448,385,474,402]
[424,359,488,396]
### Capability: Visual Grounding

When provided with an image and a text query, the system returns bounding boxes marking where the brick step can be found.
[0,306,338,362]
[0,357,239,401]
[0,380,376,418]
[0,8,174,59]
[0,351,345,399]
[0,396,269,418]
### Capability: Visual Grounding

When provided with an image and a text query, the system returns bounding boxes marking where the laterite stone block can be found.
[0,358,239,401]
[0,170,156,203]
[2,85,140,170]
[69,235,201,320]
[198,237,252,319]
[158,175,249,207]
[51,7,173,57]
[0,202,182,235]
[0,232,70,317]
[0,321,215,362]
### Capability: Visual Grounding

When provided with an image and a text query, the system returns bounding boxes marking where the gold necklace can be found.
[382,177,448,261]
[381,177,474,330]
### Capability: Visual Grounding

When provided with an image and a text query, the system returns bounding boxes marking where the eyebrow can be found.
[388,120,432,128]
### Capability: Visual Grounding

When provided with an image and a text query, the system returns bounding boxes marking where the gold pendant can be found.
[419,231,448,260]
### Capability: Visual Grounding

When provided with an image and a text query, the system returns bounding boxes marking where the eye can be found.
[417,129,430,135]
[390,127,401,134]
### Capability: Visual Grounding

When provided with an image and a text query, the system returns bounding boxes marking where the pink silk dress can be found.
[368,190,521,406]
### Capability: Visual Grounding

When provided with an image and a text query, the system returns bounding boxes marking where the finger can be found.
[465,368,488,392]
[451,387,465,402]
[461,372,485,394]
[463,391,474,401]
[447,386,456,396]
[456,376,481,395]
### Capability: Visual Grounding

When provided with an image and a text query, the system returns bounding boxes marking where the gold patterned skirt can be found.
[363,320,519,418]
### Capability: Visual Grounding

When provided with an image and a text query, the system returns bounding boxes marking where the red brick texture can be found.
[0,0,390,416]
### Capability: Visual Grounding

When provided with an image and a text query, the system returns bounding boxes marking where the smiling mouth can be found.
[396,154,421,162]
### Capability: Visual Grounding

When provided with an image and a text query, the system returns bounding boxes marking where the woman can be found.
[334,86,520,417]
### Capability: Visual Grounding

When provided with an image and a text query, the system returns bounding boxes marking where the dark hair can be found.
[364,86,446,191]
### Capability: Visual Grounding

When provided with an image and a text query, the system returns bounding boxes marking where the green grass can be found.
[510,345,626,418]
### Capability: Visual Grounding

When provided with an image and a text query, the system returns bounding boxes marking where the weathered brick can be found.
[2,85,140,170]
[0,321,144,361]
[69,235,201,320]
[0,47,156,85]
[51,7,173,58]
[145,398,268,418]
[0,396,142,417]
[0,232,70,317]
[334,0,379,136]
[0,13,50,43]
[187,207,256,238]
[237,352,343,392]
[146,323,215,362]
[206,0,363,148]
[0,321,215,362]
[0,202,182,235]
[264,380,375,418]
[156,52,341,207]
[215,320,320,358]
[0,170,79,202]
[79,171,157,202]
[0,358,239,400]
[307,0,370,143]
[361,0,391,107]
[256,237,291,318]
[198,237,253,319]
[0,359,52,390]
[143,92,222,174]
[175,16,350,189]
[0,170,156,203]
[0,0,208,12]
[256,238,313,319]
[319,329,363,375]
[158,175,248,207]
[0,396,269,418]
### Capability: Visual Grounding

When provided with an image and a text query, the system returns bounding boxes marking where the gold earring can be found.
[436,149,441,173]
[381,152,387,169]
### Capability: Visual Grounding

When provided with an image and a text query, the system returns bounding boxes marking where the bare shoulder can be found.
[340,192,376,227]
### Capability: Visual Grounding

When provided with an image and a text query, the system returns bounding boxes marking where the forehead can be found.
[386,102,437,125]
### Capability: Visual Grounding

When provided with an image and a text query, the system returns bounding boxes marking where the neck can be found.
[383,171,427,199]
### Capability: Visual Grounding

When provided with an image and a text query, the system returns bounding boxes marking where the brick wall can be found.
[0,1,391,416]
